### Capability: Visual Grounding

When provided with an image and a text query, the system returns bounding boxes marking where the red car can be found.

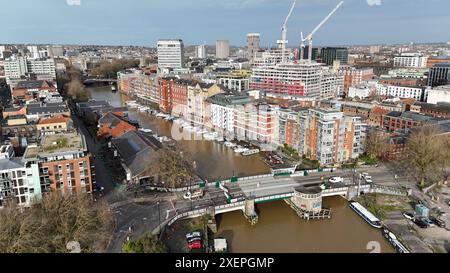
[188,240,202,249]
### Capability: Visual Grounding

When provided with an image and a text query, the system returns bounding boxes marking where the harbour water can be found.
[88,86,394,253]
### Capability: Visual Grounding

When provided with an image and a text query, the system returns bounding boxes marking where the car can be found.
[430,217,446,228]
[188,240,202,249]
[424,218,435,227]
[187,237,202,243]
[364,178,373,184]
[414,218,429,228]
[402,212,414,221]
[329,177,344,183]
[183,189,204,200]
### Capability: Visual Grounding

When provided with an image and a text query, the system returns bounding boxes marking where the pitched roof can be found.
[38,115,70,125]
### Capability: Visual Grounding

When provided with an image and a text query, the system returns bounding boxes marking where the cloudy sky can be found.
[0,0,449,47]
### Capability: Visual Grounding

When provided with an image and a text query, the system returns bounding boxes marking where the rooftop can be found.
[23,132,87,160]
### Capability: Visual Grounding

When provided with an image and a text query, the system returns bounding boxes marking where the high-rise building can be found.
[321,47,348,66]
[157,39,185,69]
[195,45,206,59]
[0,45,5,59]
[216,40,230,59]
[247,33,260,63]
[428,63,450,87]
[301,46,319,61]
[3,57,56,84]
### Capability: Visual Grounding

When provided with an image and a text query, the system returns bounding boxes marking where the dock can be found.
[284,199,332,220]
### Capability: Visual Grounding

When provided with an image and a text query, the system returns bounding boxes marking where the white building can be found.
[196,45,206,59]
[426,85,450,104]
[4,57,56,84]
[377,85,426,101]
[157,39,184,69]
[0,156,41,208]
[393,53,428,68]
[348,85,373,99]
[27,45,40,59]
[216,40,230,59]
[0,45,5,59]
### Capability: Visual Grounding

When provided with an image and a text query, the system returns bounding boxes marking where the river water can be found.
[88,86,394,253]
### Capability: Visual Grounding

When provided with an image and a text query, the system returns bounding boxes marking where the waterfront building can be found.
[321,47,349,66]
[187,83,223,126]
[117,69,143,94]
[209,93,252,135]
[428,63,450,87]
[247,33,260,64]
[97,112,137,139]
[297,108,366,165]
[22,132,94,194]
[111,131,162,184]
[157,39,185,69]
[292,186,323,213]
[216,40,230,59]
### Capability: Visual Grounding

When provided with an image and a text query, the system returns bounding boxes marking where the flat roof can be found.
[23,132,86,160]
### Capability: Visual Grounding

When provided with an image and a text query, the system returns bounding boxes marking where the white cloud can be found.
[66,0,81,6]
[366,0,382,6]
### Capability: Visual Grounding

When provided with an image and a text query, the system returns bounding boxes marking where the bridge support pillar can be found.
[206,207,217,233]
[243,200,258,225]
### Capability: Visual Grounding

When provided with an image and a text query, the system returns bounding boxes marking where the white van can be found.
[183,189,204,200]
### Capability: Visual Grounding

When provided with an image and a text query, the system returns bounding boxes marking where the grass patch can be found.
[359,154,380,165]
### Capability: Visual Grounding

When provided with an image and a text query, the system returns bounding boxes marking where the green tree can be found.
[122,233,167,253]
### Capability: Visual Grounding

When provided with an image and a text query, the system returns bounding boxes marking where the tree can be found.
[365,130,389,160]
[90,59,140,79]
[149,145,195,188]
[0,193,113,253]
[402,125,449,187]
[67,78,90,102]
[122,233,167,253]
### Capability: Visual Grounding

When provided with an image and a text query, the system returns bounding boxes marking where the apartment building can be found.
[298,108,366,165]
[377,85,426,101]
[338,66,374,94]
[393,53,428,68]
[4,57,56,84]
[187,83,223,126]
[22,132,94,194]
[216,70,250,92]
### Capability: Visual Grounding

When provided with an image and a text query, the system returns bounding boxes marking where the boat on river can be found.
[349,202,382,229]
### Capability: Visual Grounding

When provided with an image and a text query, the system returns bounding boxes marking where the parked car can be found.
[402,212,414,221]
[414,218,429,228]
[187,237,202,243]
[183,189,204,200]
[424,218,435,227]
[186,231,201,240]
[329,177,344,183]
[188,240,202,249]
[430,217,446,228]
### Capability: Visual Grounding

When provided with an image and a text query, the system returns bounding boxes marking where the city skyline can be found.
[0,0,449,47]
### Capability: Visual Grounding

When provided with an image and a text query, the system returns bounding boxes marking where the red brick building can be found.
[97,112,137,138]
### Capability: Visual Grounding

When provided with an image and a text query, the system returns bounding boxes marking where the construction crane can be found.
[277,0,297,63]
[301,1,344,62]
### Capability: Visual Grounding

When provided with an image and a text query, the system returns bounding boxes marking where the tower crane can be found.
[277,0,297,63]
[301,1,344,63]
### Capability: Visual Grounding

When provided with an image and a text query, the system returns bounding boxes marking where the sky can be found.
[0,0,449,47]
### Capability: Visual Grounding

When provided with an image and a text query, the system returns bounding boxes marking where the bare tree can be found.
[402,125,449,187]
[149,145,195,188]
[67,78,90,102]
[365,129,389,160]
[122,233,167,253]
[0,193,114,253]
